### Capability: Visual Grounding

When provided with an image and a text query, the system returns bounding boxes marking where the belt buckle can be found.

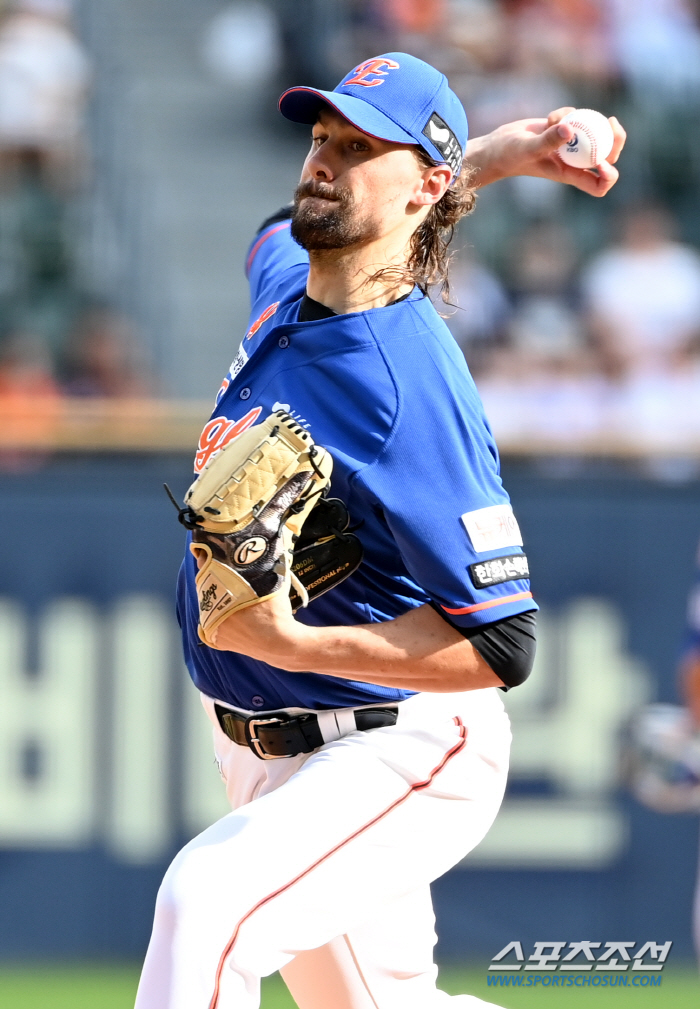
[245,715,292,760]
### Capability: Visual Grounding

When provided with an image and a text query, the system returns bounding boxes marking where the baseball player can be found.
[679,540,700,962]
[135,54,625,1009]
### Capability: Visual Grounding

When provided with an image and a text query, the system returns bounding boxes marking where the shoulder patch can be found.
[461,503,523,553]
[470,554,529,589]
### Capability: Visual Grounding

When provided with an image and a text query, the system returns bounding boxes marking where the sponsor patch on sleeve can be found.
[461,503,523,553]
[469,554,530,589]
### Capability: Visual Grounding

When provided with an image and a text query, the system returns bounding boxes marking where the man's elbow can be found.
[468,610,537,693]
[497,646,535,690]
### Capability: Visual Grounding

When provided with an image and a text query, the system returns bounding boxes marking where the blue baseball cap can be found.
[279,52,468,177]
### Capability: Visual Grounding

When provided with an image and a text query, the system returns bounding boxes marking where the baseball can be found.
[557,109,614,169]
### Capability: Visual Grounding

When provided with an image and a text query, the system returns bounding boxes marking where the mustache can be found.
[293,180,351,205]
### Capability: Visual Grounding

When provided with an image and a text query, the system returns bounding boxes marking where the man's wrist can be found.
[260,617,322,671]
[464,134,502,188]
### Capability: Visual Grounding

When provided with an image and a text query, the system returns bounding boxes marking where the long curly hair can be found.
[369,151,477,303]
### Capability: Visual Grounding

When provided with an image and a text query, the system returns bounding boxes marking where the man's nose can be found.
[307,147,335,181]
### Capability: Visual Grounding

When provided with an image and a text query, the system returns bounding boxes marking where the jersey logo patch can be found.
[344,57,400,88]
[470,554,529,589]
[461,504,523,553]
[194,406,262,474]
[214,377,230,406]
[246,301,279,340]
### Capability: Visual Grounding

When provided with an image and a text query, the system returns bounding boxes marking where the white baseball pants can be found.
[134,688,511,1009]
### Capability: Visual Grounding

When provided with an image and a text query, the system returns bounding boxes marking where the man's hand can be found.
[466,107,626,197]
[211,588,301,661]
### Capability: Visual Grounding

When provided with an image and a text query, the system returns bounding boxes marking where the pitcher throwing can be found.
[136,53,624,1009]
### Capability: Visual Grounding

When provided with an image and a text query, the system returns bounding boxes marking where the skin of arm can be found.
[210,592,503,693]
[203,107,626,691]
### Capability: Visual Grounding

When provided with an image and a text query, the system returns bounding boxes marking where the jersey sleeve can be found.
[355,336,535,628]
[245,218,309,306]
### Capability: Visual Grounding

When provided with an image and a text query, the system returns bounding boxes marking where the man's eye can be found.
[350,142,368,152]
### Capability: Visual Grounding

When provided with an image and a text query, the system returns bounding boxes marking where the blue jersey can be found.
[176,220,536,711]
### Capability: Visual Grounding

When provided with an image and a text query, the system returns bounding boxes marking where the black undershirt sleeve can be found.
[434,608,537,690]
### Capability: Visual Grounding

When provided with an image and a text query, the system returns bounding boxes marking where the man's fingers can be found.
[607,117,626,165]
[546,106,576,126]
[558,159,619,197]
[543,108,626,166]
[593,159,619,195]
[536,120,574,153]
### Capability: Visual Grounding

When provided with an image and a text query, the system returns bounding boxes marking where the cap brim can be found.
[278,87,417,146]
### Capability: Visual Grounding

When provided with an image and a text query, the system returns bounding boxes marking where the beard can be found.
[291,180,377,251]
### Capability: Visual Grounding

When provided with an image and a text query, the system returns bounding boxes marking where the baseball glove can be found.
[289,497,364,611]
[172,410,333,647]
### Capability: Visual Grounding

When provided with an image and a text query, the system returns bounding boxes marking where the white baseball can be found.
[557,109,614,169]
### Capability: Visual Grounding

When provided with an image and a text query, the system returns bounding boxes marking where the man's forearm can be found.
[290,610,502,692]
[213,602,503,693]
[465,134,502,188]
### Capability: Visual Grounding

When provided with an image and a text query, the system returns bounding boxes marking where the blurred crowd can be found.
[4,0,700,440]
[285,0,700,447]
[0,0,146,404]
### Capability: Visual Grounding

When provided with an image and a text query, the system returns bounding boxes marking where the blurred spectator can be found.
[0,0,89,184]
[277,0,345,90]
[448,0,507,72]
[604,0,700,103]
[454,0,574,138]
[443,248,510,372]
[62,306,149,398]
[378,0,447,35]
[506,221,587,369]
[450,3,574,218]
[0,146,79,365]
[505,0,616,91]
[0,327,60,398]
[202,3,281,88]
[0,0,96,396]
[582,204,700,378]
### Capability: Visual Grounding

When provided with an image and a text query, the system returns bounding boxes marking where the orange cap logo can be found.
[344,58,400,88]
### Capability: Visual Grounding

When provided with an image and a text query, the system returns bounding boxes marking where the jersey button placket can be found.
[239,387,251,400]
[278,335,290,349]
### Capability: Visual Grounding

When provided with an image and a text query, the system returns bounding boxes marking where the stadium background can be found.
[1,0,700,1005]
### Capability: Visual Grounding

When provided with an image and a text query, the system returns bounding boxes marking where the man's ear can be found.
[413,165,452,207]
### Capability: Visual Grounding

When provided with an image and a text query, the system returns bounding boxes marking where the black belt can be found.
[214,703,399,760]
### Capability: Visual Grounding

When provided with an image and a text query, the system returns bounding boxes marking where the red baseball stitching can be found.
[559,119,598,166]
